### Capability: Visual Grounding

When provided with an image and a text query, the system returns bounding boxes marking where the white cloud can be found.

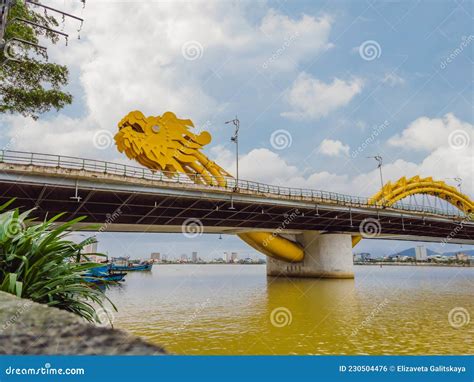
[2,2,334,157]
[215,146,413,196]
[4,115,98,156]
[388,113,473,151]
[212,146,300,184]
[213,113,473,197]
[281,72,364,120]
[353,115,473,196]
[382,72,405,86]
[259,10,333,71]
[317,139,350,156]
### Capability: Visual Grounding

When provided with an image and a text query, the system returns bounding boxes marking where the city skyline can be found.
[88,232,471,261]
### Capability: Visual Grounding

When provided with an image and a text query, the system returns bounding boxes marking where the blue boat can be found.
[83,264,127,284]
[110,257,153,272]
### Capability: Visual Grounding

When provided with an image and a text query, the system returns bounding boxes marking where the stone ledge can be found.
[0,292,166,355]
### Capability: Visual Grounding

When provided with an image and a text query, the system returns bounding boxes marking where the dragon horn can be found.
[161,111,194,127]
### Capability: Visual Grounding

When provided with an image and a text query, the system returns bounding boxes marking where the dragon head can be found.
[114,110,212,175]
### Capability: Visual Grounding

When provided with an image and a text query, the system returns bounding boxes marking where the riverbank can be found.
[0,292,166,355]
[158,262,265,265]
[156,262,470,267]
[354,261,472,267]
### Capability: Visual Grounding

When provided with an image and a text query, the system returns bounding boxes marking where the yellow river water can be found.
[106,264,473,355]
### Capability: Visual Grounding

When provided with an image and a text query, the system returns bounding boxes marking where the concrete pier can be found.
[266,232,354,279]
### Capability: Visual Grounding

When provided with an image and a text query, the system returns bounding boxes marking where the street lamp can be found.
[225,116,240,186]
[225,117,240,210]
[367,155,384,189]
[368,155,385,205]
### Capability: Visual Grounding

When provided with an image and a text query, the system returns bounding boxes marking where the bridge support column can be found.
[266,232,354,279]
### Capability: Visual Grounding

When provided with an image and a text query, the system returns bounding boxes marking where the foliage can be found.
[0,200,115,324]
[0,1,72,119]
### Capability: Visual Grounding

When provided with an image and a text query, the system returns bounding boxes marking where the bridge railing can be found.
[0,150,466,218]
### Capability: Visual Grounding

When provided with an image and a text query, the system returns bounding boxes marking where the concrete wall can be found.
[0,292,165,355]
[267,232,354,279]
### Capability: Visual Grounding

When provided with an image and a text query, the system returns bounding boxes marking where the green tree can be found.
[0,1,72,119]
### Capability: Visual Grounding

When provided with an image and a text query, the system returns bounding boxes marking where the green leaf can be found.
[15,281,23,297]
[0,204,115,324]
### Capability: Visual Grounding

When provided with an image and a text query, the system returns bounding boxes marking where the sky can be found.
[1,0,473,259]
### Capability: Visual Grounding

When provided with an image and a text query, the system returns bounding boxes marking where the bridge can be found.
[1,149,472,279]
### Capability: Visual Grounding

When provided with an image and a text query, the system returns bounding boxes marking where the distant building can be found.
[361,253,371,261]
[224,252,232,263]
[83,242,98,254]
[353,253,371,262]
[429,254,443,262]
[455,252,469,261]
[415,246,427,261]
[231,252,238,263]
[180,254,188,262]
[150,252,161,262]
[192,251,198,263]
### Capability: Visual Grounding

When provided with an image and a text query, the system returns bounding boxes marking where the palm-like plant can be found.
[0,200,115,323]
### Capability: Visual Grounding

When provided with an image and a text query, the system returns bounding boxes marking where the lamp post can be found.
[225,116,240,188]
[368,155,385,205]
[446,177,462,194]
[225,117,239,210]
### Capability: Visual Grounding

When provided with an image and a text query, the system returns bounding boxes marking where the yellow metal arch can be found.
[352,176,474,246]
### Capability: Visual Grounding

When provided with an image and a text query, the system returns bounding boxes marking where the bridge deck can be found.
[0,154,472,244]
[0,150,467,216]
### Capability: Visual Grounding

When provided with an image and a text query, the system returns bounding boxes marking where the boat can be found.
[83,264,127,284]
[110,257,153,272]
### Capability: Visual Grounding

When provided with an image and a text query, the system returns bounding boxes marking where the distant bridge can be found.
[0,150,472,278]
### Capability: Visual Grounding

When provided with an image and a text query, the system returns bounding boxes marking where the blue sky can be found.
[1,0,472,259]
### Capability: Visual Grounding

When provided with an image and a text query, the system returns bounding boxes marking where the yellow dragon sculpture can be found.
[114,110,304,262]
[115,110,474,262]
